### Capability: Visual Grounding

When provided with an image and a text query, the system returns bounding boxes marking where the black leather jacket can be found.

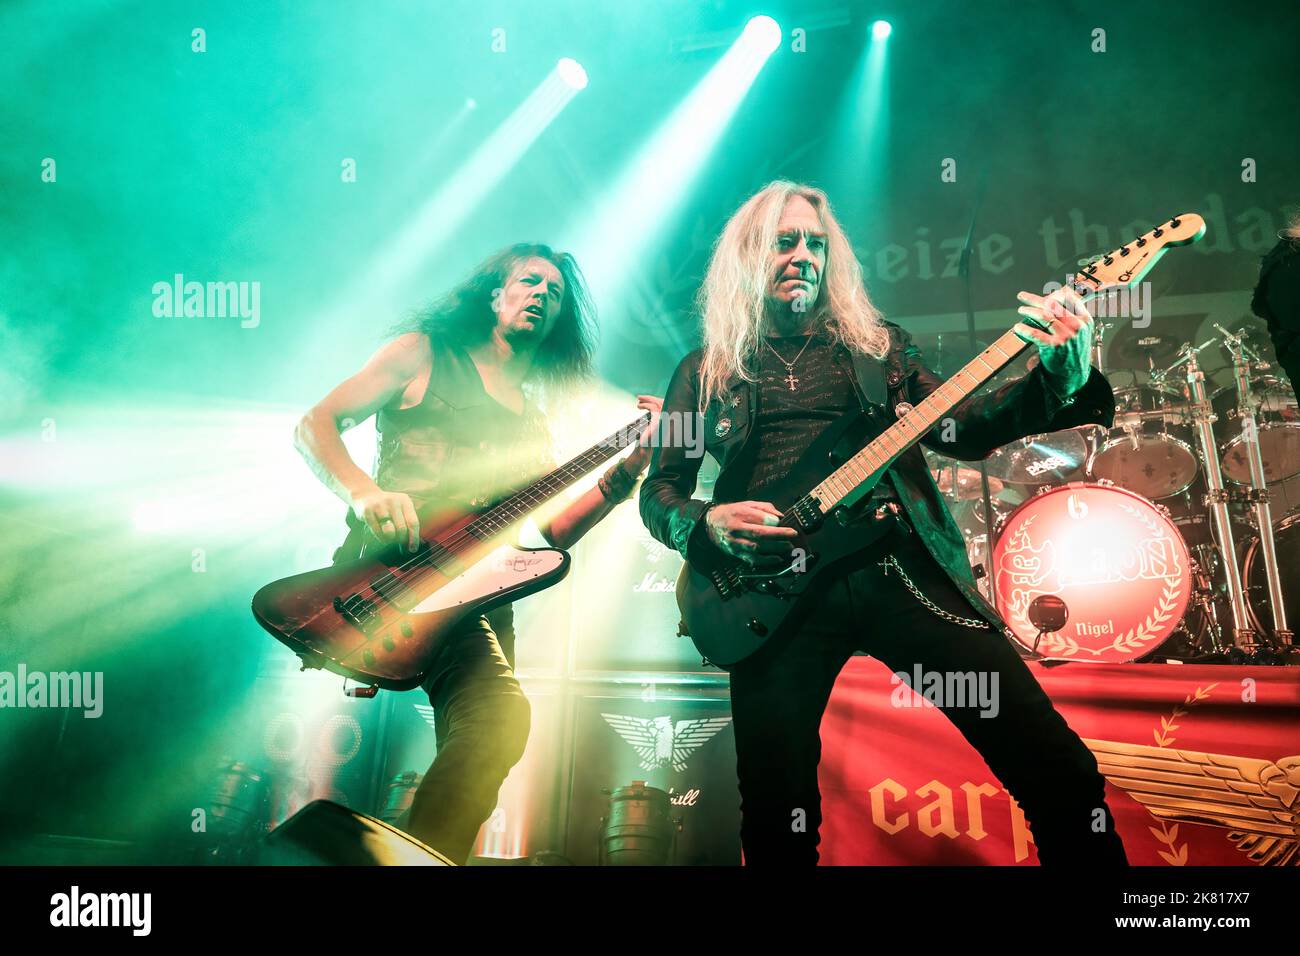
[638,321,1117,633]
[1251,236,1300,387]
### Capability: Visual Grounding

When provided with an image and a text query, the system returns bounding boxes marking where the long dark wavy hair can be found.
[392,243,597,394]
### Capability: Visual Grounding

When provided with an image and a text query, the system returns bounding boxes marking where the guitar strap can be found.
[849,348,890,413]
[332,509,368,565]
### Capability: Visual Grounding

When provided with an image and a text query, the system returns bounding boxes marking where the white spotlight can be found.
[557,57,588,90]
[742,15,782,54]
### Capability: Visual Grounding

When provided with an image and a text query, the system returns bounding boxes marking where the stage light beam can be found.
[557,57,589,90]
[822,17,892,241]
[564,19,782,367]
[743,15,783,54]
[311,59,587,346]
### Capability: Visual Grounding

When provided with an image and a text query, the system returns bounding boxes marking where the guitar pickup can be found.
[789,496,824,533]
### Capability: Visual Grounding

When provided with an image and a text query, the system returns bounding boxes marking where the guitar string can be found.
[801,283,1086,513]
[343,414,650,613]
[356,415,647,601]
[343,423,644,615]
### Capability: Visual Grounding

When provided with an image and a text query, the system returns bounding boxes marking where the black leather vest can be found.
[374,343,553,513]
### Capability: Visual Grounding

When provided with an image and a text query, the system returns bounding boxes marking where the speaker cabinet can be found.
[261,799,453,865]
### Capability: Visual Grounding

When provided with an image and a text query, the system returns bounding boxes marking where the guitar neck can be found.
[808,327,1034,513]
[803,213,1196,516]
[461,413,650,542]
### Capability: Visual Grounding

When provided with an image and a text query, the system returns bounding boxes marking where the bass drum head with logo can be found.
[991,483,1191,662]
[1242,509,1300,637]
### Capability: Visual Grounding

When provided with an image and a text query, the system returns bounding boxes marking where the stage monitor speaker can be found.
[261,799,454,866]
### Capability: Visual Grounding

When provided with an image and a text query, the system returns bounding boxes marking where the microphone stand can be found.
[957,173,999,583]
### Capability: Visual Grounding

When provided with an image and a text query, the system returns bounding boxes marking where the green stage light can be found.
[564,20,781,363]
[310,62,586,342]
[821,17,892,241]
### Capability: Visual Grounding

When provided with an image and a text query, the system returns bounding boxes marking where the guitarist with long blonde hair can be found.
[641,182,1127,865]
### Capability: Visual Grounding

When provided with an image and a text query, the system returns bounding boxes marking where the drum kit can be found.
[931,319,1300,665]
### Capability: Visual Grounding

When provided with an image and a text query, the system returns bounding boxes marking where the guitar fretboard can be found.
[456,413,650,545]
[804,268,1106,515]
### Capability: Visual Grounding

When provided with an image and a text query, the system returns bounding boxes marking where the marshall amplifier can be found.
[559,679,741,866]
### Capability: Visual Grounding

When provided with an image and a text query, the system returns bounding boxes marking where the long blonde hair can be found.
[696,181,890,408]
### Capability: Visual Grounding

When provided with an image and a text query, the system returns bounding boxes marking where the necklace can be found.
[763,333,816,391]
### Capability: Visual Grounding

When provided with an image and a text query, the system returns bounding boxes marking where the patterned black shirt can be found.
[744,332,899,506]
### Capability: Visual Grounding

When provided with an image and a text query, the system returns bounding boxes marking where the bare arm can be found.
[293,332,429,550]
[538,395,662,550]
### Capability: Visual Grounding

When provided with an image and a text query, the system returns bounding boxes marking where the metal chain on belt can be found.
[877,554,992,630]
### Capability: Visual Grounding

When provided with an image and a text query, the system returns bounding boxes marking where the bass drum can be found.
[991,483,1192,662]
[1241,509,1300,637]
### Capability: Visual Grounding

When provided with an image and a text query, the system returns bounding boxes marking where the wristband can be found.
[598,460,637,502]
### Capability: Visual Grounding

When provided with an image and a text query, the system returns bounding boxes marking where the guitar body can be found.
[252,504,569,690]
[252,412,649,690]
[677,412,895,666]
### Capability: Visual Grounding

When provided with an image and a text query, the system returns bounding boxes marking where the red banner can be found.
[819,659,1300,866]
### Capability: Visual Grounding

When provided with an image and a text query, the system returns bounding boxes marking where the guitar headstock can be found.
[1074,213,1206,294]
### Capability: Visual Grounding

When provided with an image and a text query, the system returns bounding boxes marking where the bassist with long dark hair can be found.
[292,243,659,863]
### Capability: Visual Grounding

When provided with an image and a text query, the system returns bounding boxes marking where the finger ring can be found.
[380,518,395,526]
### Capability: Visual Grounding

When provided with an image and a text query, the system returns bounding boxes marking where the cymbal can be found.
[983,428,1092,484]
[1105,327,1184,367]
[930,465,1005,500]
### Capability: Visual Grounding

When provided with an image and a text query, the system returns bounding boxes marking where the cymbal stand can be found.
[1082,320,1109,476]
[1179,346,1259,653]
[1215,324,1294,650]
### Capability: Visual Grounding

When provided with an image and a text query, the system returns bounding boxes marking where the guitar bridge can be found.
[709,566,744,599]
[333,594,380,635]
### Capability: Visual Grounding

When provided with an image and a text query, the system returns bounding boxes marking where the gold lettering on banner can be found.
[916,781,959,838]
[961,782,1000,841]
[869,778,909,835]
[866,777,1032,856]
[1008,794,1035,863]
[855,702,1294,866]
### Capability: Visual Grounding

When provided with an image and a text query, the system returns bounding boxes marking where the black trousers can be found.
[726,515,1128,866]
[404,605,530,864]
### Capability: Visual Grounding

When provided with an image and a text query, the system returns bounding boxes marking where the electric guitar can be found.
[676,214,1207,665]
[252,413,650,690]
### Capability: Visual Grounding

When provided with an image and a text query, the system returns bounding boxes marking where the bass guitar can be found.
[253,413,650,689]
